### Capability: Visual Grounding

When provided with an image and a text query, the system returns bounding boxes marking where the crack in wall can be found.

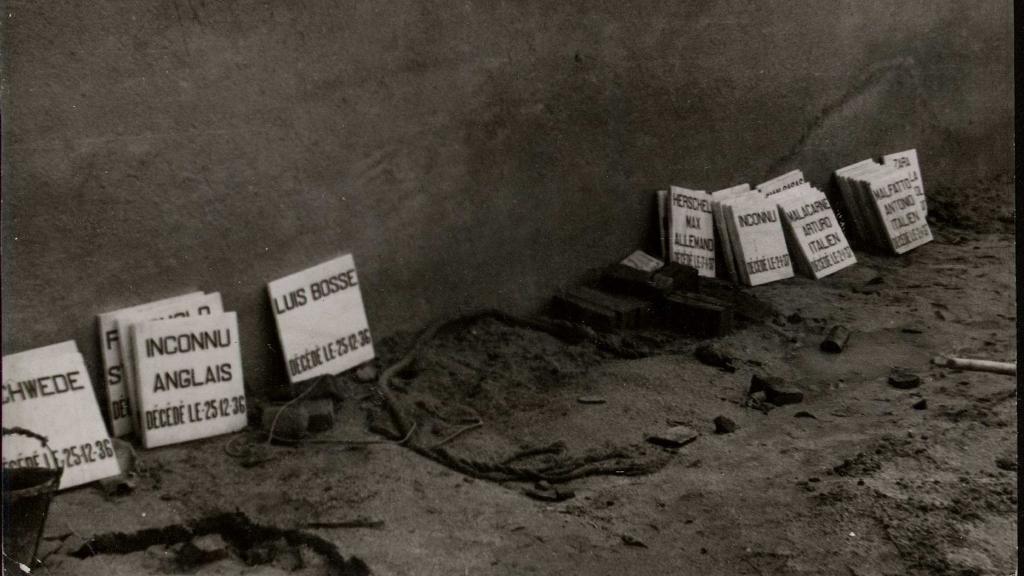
[764,57,915,178]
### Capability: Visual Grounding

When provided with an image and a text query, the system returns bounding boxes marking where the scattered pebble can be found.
[355,363,379,383]
[752,375,804,405]
[621,534,648,548]
[713,416,737,434]
[888,368,921,390]
[646,425,700,448]
[695,344,737,372]
[912,399,928,410]
[577,396,607,405]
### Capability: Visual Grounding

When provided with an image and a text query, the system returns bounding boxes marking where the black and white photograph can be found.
[0,1,1016,574]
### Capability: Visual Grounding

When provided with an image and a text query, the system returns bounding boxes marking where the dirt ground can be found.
[28,207,1017,576]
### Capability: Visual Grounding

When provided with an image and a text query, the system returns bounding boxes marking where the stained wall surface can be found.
[1,1,1013,393]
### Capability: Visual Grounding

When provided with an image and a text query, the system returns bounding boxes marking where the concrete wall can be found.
[2,1,1013,394]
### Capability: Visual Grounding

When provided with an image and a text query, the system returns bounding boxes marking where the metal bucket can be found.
[3,466,62,572]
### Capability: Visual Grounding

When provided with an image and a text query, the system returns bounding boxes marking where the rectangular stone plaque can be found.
[98,291,203,437]
[834,159,880,247]
[2,348,121,490]
[757,170,806,198]
[710,183,751,283]
[132,312,247,449]
[865,168,933,254]
[777,187,857,279]
[268,254,375,383]
[882,149,926,215]
[117,293,224,433]
[667,186,716,277]
[729,195,794,286]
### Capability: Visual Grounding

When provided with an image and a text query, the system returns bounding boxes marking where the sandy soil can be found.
[26,220,1016,576]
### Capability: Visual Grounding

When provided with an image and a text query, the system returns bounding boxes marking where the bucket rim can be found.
[2,467,63,500]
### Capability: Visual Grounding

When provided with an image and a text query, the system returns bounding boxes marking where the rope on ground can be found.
[374,309,675,483]
[223,308,674,480]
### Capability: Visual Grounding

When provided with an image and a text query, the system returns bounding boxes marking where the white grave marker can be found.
[132,312,247,449]
[98,291,204,437]
[864,168,933,254]
[667,186,716,277]
[882,149,926,215]
[2,347,121,490]
[729,195,794,286]
[834,159,881,247]
[4,340,80,362]
[268,254,375,383]
[117,293,224,432]
[776,187,857,279]
[710,183,751,283]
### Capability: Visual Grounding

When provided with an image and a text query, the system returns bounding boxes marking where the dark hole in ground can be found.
[69,511,369,576]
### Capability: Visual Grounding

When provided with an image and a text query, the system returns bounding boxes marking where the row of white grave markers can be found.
[658,149,928,286]
[2,341,122,489]
[835,150,931,254]
[4,254,374,469]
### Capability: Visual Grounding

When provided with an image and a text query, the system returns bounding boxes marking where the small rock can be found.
[98,476,136,497]
[175,535,229,569]
[751,376,804,405]
[646,425,699,448]
[888,369,921,390]
[911,399,928,410]
[524,487,575,502]
[766,386,803,405]
[304,398,336,433]
[695,344,736,372]
[535,480,551,491]
[900,325,925,334]
[793,411,816,419]
[577,396,607,405]
[621,534,647,548]
[260,403,309,441]
[111,438,137,475]
[786,312,803,324]
[713,416,736,434]
[355,363,379,383]
[192,534,227,554]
